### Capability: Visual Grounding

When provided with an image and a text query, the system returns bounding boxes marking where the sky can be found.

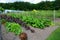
[0,0,55,4]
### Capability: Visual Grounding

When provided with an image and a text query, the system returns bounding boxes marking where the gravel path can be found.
[1,18,60,40]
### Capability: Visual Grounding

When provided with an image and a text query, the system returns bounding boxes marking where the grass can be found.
[46,27,60,40]
[7,10,60,18]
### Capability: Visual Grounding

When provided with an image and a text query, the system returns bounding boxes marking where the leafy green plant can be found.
[5,22,23,35]
[7,11,53,29]
[20,16,53,29]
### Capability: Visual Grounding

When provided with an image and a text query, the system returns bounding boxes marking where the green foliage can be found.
[0,1,60,10]
[7,11,53,29]
[46,27,60,40]
[5,22,23,35]
[22,17,52,29]
[0,7,4,11]
[55,0,60,10]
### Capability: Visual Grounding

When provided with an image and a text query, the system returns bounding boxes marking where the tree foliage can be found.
[0,7,4,11]
[0,0,60,10]
[55,0,60,10]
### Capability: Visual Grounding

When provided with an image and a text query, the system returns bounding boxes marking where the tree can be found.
[0,7,4,12]
[0,1,59,10]
[55,0,60,10]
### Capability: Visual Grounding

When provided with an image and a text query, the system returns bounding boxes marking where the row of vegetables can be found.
[1,19,23,35]
[1,19,28,40]
[1,13,53,35]
[21,16,53,29]
[7,13,53,29]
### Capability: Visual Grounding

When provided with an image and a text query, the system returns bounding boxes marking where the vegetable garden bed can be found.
[0,13,53,40]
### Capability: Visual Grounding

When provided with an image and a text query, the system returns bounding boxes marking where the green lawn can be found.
[46,27,60,40]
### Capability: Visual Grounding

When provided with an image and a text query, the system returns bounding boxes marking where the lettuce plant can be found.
[5,22,23,35]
